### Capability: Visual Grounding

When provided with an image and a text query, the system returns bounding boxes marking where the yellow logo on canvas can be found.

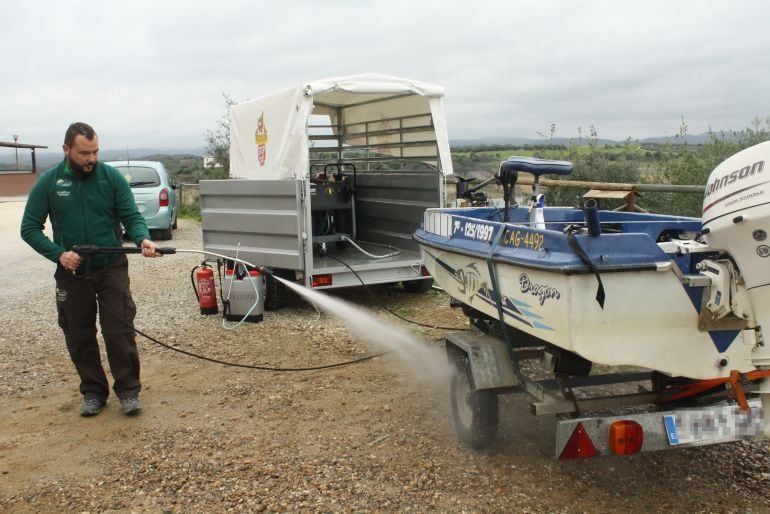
[255,112,268,166]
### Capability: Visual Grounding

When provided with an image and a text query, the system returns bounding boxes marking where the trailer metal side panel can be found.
[355,172,442,252]
[200,179,304,270]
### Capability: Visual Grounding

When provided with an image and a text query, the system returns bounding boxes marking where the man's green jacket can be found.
[20,160,151,271]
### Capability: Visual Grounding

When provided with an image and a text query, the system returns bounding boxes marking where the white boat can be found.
[414,142,770,427]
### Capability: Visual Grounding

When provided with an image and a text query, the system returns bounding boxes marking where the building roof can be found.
[0,142,48,149]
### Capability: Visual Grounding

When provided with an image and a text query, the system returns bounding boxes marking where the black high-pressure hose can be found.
[71,245,387,372]
[101,300,386,372]
[322,253,468,331]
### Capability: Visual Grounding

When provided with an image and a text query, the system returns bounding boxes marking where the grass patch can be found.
[178,202,201,221]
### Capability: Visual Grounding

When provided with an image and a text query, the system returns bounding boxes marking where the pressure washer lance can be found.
[71,244,275,284]
[72,244,178,256]
[71,244,177,276]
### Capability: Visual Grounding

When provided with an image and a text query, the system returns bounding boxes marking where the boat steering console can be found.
[496,156,573,224]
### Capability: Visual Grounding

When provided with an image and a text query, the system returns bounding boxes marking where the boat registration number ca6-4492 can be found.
[453,219,545,251]
[502,228,544,251]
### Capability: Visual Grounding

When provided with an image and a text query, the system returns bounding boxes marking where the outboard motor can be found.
[701,141,770,331]
[455,176,473,200]
[454,177,489,207]
[701,141,770,433]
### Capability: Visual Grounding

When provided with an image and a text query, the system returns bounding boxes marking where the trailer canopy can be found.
[229,73,453,179]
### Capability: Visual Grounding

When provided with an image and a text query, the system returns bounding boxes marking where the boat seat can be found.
[501,156,573,178]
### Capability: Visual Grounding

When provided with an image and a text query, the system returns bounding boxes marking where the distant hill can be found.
[449,133,716,147]
[0,147,208,171]
[449,136,618,146]
[101,147,209,160]
[639,133,713,145]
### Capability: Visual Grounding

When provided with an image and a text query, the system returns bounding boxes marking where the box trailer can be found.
[200,73,453,309]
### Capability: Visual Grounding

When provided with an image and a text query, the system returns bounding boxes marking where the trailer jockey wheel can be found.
[450,353,499,449]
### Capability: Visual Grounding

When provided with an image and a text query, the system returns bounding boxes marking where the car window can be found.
[115,166,161,188]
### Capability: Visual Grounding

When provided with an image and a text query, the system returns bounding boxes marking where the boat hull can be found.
[415,208,755,380]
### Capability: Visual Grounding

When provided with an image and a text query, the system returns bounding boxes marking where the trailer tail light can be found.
[420,265,431,277]
[609,420,644,455]
[159,188,170,207]
[559,422,597,459]
[312,274,332,287]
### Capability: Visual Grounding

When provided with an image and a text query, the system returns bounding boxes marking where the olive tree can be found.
[204,92,236,174]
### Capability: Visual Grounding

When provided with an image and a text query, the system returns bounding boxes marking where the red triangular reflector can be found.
[559,422,597,460]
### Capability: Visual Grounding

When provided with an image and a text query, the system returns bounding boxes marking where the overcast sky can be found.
[2,0,770,152]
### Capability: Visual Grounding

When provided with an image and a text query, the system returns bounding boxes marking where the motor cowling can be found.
[702,141,769,290]
[701,141,770,335]
[196,264,218,315]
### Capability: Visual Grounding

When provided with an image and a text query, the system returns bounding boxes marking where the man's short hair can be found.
[64,122,96,147]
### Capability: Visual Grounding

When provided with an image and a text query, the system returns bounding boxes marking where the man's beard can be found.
[68,157,94,175]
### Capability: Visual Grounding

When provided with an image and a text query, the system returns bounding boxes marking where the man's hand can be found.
[140,239,162,258]
[59,250,83,271]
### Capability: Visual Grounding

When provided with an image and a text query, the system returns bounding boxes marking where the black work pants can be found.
[54,255,141,401]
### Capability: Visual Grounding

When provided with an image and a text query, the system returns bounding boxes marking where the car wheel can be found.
[172,214,178,230]
[157,228,173,240]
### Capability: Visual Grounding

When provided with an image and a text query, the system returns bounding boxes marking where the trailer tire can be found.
[264,270,294,311]
[402,278,433,294]
[450,354,498,449]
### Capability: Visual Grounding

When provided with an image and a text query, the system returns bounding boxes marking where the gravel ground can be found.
[2,199,770,513]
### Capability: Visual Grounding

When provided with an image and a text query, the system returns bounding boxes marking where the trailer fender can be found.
[444,331,519,391]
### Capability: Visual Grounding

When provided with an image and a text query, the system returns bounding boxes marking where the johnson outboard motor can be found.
[701,141,770,335]
[700,141,770,434]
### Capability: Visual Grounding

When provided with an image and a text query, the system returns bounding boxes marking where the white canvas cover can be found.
[229,73,454,179]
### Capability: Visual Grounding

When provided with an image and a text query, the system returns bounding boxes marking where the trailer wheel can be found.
[264,270,294,311]
[402,278,433,294]
[450,354,498,449]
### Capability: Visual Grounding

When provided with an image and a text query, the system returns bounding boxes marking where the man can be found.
[20,122,160,417]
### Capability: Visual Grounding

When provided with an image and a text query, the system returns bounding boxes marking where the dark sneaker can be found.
[121,397,142,416]
[80,398,106,417]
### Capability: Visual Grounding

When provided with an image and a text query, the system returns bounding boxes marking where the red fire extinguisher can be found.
[192,262,218,315]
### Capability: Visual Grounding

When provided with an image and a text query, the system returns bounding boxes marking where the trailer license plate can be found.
[664,405,764,446]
